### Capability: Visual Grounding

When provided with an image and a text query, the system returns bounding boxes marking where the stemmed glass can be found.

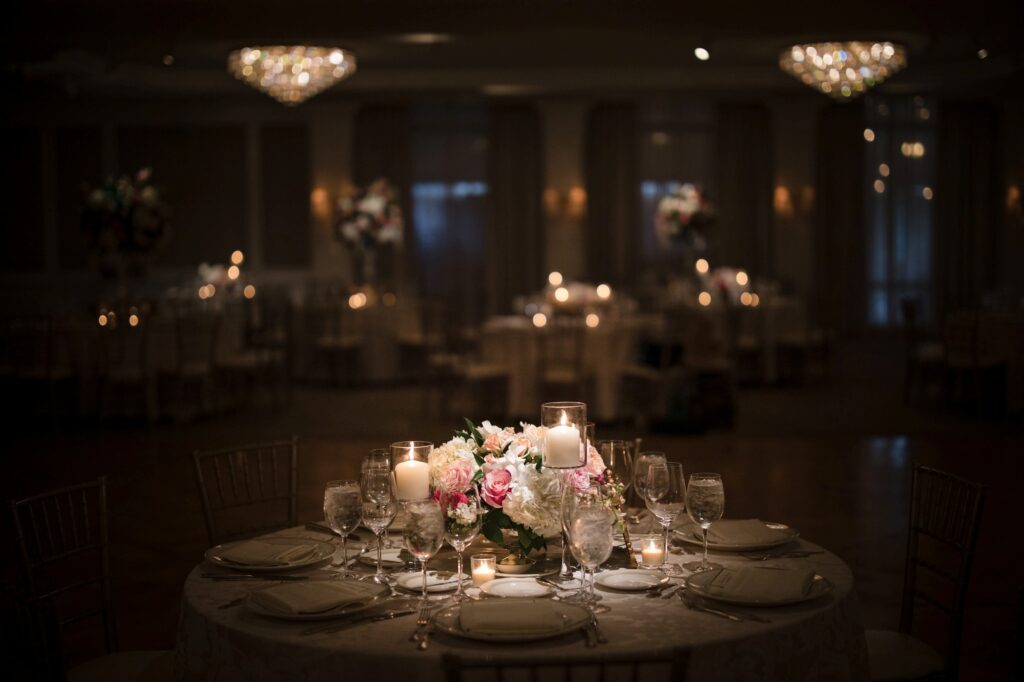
[402,499,446,605]
[360,467,398,584]
[567,494,615,606]
[323,480,361,577]
[362,449,395,547]
[682,473,725,573]
[645,462,686,575]
[600,440,634,492]
[440,490,481,602]
[633,451,668,520]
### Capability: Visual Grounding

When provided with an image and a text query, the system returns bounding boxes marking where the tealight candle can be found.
[471,554,496,586]
[640,537,665,567]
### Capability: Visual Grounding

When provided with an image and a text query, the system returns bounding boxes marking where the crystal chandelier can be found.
[227,46,356,105]
[779,42,906,99]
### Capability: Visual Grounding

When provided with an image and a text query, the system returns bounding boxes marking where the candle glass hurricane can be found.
[402,499,446,606]
[440,490,481,602]
[390,441,433,502]
[542,402,588,581]
[323,480,361,577]
[360,468,398,584]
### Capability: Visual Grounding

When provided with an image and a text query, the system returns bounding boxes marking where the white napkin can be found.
[250,581,370,615]
[459,600,563,636]
[364,548,406,567]
[218,540,318,567]
[702,519,789,546]
[702,567,816,602]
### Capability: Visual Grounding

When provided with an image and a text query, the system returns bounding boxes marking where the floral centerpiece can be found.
[655,182,715,253]
[333,178,403,250]
[81,167,169,277]
[430,419,613,557]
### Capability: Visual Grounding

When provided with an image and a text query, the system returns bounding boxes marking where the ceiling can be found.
[5,0,1023,98]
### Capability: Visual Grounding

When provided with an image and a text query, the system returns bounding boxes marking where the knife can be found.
[300,609,415,636]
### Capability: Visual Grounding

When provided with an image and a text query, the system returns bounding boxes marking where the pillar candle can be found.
[394,456,430,500]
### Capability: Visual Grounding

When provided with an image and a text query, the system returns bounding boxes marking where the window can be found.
[864,95,936,326]
[410,104,489,321]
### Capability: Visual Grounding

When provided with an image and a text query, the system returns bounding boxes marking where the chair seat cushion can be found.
[866,629,944,681]
[69,650,174,682]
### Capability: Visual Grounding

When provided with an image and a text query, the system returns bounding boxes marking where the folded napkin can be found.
[702,519,789,546]
[218,540,318,567]
[459,600,563,636]
[250,580,370,615]
[367,548,407,567]
[702,567,816,602]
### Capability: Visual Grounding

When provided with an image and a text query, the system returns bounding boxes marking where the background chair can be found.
[192,436,299,545]
[866,464,985,681]
[443,649,690,682]
[537,314,588,401]
[8,477,172,681]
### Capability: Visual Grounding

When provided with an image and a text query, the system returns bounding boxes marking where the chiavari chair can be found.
[443,649,691,682]
[8,478,173,680]
[192,436,299,546]
[866,464,985,681]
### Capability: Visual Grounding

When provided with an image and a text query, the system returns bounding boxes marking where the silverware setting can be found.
[202,572,309,581]
[588,610,608,645]
[679,591,773,623]
[300,609,415,636]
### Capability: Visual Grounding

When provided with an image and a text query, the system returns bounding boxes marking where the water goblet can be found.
[567,494,615,606]
[402,499,446,605]
[323,480,361,577]
[360,468,398,584]
[682,472,725,572]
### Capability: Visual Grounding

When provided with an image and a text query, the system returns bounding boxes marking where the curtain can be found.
[353,103,412,286]
[487,104,544,315]
[935,101,1000,317]
[814,101,867,335]
[585,103,639,287]
[715,102,774,277]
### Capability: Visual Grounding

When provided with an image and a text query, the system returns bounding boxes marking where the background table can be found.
[175,526,868,682]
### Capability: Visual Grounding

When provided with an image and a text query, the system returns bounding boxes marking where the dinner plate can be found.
[685,568,833,607]
[244,580,387,621]
[432,599,591,642]
[594,569,668,592]
[357,547,408,568]
[205,537,336,573]
[672,520,800,551]
[394,571,470,593]
[479,578,552,598]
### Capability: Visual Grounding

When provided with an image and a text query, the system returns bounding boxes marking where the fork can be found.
[589,611,608,644]
[410,601,431,642]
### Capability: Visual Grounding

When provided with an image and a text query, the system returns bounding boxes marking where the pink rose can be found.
[434,489,468,510]
[483,432,502,453]
[438,460,473,494]
[567,468,591,495]
[481,469,513,508]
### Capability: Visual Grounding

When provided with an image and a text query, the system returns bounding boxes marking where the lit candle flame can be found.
[560,411,568,427]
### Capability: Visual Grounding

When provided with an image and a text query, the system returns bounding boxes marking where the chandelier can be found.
[779,42,906,99]
[227,46,356,105]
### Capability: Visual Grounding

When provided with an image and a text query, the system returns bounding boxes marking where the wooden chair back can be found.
[9,477,117,655]
[443,649,690,682]
[193,437,299,545]
[900,464,985,678]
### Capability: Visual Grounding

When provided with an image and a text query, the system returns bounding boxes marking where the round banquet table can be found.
[175,526,868,682]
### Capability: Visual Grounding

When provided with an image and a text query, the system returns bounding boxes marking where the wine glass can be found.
[362,449,394,547]
[600,440,634,492]
[402,499,446,605]
[360,468,398,584]
[323,480,361,577]
[440,490,481,602]
[645,462,686,575]
[683,472,725,573]
[633,451,667,521]
[567,494,615,606]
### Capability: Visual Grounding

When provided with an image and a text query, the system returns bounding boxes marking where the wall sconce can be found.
[544,186,587,219]
[773,185,794,218]
[310,186,331,220]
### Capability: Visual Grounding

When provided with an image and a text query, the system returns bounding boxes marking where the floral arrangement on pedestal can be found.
[655,182,715,253]
[333,178,403,284]
[429,419,611,557]
[81,167,169,278]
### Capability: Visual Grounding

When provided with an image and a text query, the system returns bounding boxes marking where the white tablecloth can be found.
[175,527,868,681]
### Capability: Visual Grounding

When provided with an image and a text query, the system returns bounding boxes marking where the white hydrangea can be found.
[502,466,562,537]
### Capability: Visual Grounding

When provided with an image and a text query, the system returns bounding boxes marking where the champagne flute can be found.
[402,499,446,605]
[567,494,615,605]
[683,473,725,572]
[360,468,398,584]
[323,480,361,577]
[440,489,481,602]
[645,462,686,575]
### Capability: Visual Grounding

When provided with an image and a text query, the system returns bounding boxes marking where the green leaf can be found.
[463,417,485,447]
[482,520,504,545]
